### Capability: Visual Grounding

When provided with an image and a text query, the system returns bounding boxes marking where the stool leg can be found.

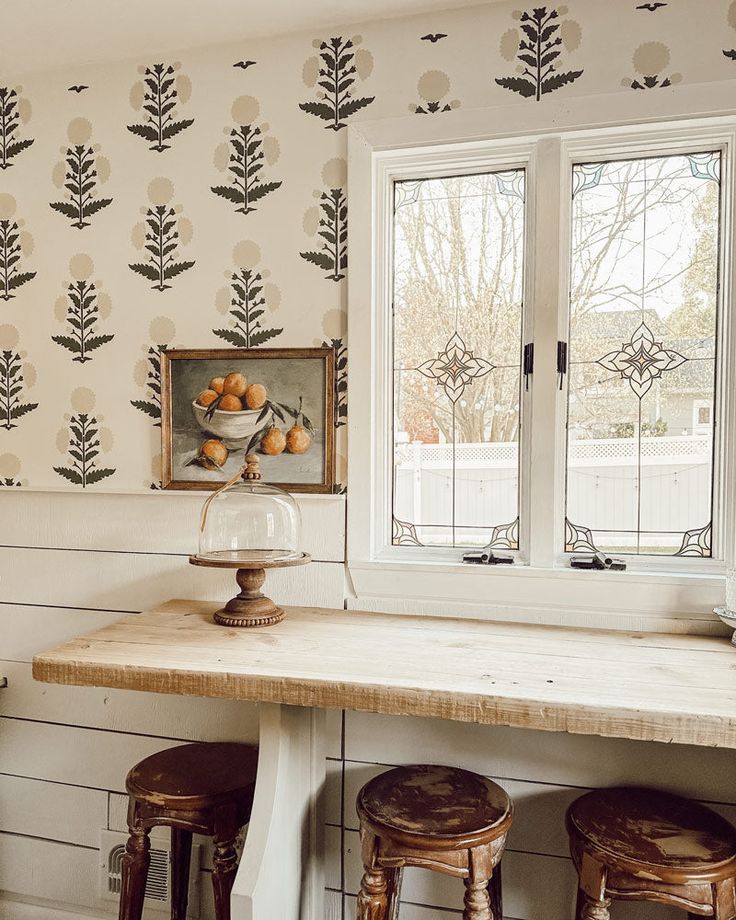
[489,863,502,920]
[357,831,391,920]
[464,848,493,920]
[575,892,611,920]
[386,867,404,920]
[171,828,193,920]
[211,836,239,920]
[118,826,150,920]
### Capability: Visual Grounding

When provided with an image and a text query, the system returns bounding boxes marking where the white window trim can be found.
[347,82,736,631]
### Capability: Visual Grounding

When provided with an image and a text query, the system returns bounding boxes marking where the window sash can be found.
[350,112,736,579]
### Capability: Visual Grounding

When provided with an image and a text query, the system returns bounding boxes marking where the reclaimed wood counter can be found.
[32,598,736,920]
[33,598,736,749]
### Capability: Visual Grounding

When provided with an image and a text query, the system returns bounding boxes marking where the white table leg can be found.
[232,703,326,920]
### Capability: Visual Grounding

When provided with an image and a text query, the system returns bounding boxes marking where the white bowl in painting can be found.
[192,400,262,448]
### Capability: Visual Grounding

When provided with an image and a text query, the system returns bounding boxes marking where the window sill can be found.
[346,558,727,636]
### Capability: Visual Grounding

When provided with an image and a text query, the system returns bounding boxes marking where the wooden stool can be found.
[119,742,258,920]
[356,764,513,920]
[566,786,736,920]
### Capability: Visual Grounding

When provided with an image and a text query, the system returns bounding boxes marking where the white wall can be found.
[0,489,345,918]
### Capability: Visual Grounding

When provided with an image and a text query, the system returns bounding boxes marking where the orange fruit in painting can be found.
[286,424,311,454]
[196,388,219,408]
[244,383,267,410]
[261,426,286,455]
[219,394,243,412]
[199,439,228,469]
[209,376,225,395]
[223,372,248,397]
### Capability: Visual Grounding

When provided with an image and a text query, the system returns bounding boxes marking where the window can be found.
[565,152,721,558]
[392,170,525,549]
[349,106,736,596]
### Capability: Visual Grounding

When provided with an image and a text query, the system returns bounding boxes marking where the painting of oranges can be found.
[160,347,335,492]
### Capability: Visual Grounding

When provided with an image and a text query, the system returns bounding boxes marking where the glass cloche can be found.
[190,454,311,628]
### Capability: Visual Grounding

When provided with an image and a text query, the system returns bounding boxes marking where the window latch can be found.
[463,549,514,566]
[523,342,534,390]
[557,340,568,390]
[570,552,626,571]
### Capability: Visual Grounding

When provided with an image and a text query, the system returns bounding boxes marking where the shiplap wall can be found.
[0,489,345,919]
[3,490,736,920]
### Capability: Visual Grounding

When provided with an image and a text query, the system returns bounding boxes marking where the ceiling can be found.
[3,0,491,78]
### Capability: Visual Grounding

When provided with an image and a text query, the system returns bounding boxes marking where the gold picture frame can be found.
[161,347,335,492]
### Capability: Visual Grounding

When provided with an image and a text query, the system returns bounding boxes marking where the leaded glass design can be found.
[565,151,721,556]
[392,170,525,548]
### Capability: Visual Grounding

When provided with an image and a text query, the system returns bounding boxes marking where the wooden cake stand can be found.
[189,552,311,628]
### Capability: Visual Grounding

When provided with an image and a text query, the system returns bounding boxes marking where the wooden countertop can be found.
[32,599,736,749]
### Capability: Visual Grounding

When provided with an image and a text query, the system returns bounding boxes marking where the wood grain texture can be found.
[32,599,736,749]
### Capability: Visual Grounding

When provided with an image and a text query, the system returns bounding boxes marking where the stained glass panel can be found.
[565,151,721,556]
[392,170,525,548]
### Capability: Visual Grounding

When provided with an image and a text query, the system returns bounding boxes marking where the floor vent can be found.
[100,829,201,917]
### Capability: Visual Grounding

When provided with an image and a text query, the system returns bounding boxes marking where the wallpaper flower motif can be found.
[128,62,194,152]
[129,178,195,291]
[300,35,374,130]
[54,387,115,487]
[0,194,35,301]
[0,452,26,486]
[0,324,37,430]
[496,6,583,101]
[411,70,460,114]
[52,254,114,362]
[0,86,34,169]
[131,316,176,425]
[50,118,112,229]
[213,240,283,347]
[724,1,736,59]
[301,158,347,282]
[622,42,681,89]
[212,95,282,215]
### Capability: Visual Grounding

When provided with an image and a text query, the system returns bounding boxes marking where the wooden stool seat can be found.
[357,765,513,920]
[567,786,736,920]
[119,742,258,920]
[359,764,512,847]
[126,742,259,807]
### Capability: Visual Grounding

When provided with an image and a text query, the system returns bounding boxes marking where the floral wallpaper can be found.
[0,0,734,490]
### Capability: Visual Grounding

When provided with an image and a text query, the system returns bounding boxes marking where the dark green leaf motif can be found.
[131,345,166,425]
[213,268,283,348]
[129,205,195,291]
[54,412,115,488]
[495,7,583,101]
[211,124,282,214]
[49,145,112,229]
[0,349,38,430]
[52,279,114,362]
[322,337,347,427]
[301,188,347,282]
[299,37,374,130]
[127,64,194,152]
[0,219,35,300]
[0,87,34,169]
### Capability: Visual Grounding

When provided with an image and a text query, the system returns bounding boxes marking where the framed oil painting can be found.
[161,348,334,492]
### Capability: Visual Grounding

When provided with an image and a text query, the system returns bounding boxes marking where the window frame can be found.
[347,88,736,627]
